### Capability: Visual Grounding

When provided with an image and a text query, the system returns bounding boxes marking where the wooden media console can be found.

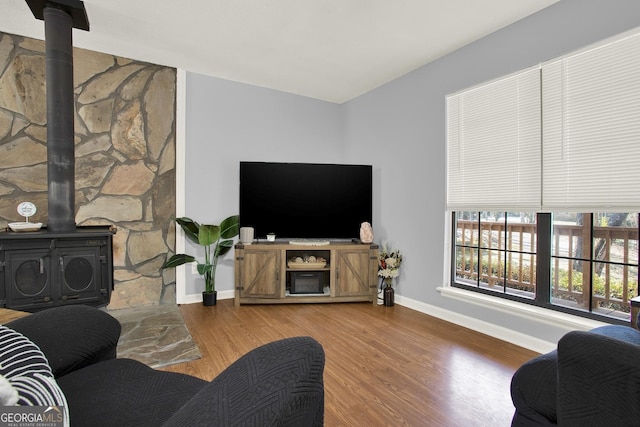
[234,242,378,306]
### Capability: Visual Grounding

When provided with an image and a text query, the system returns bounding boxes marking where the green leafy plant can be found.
[162,215,239,294]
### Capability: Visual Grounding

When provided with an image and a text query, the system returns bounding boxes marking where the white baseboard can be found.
[394,293,558,354]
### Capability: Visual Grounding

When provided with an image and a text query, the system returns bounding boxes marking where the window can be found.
[447,28,640,324]
[551,213,639,317]
[453,212,640,323]
[454,212,537,298]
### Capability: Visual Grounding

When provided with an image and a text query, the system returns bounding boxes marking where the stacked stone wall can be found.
[0,32,176,309]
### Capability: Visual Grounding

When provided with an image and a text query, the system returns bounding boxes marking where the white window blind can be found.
[542,29,640,211]
[447,66,541,211]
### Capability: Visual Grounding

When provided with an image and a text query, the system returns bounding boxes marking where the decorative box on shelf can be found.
[287,260,327,269]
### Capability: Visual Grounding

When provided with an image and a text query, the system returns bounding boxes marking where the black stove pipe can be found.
[25,0,89,232]
[44,5,75,232]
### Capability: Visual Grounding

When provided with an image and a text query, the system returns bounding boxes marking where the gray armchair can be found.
[4,305,325,426]
[510,324,640,426]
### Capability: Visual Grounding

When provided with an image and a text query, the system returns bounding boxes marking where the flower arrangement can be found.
[378,244,402,287]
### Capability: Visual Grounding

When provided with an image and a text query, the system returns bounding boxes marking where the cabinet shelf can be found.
[285,288,330,297]
[286,267,331,272]
[287,262,328,270]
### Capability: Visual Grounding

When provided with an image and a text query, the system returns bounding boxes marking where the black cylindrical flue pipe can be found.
[44,4,76,232]
[26,0,89,232]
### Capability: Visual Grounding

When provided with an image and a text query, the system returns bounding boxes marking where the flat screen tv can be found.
[239,161,372,241]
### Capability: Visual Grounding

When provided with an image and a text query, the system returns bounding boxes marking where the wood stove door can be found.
[4,249,53,310]
[58,247,104,304]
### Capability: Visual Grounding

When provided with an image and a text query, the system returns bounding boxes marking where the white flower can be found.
[377,245,402,283]
[378,268,399,279]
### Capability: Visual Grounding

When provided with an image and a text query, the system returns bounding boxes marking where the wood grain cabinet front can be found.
[235,242,378,306]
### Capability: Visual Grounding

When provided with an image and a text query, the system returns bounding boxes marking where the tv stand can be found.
[234,242,378,306]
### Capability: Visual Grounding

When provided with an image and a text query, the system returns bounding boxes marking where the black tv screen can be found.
[239,162,372,241]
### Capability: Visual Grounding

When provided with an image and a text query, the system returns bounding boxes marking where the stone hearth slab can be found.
[109,304,201,369]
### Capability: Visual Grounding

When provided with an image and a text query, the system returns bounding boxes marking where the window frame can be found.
[450,212,638,325]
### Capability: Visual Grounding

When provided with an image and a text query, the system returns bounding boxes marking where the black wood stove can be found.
[0,226,114,311]
[0,0,114,312]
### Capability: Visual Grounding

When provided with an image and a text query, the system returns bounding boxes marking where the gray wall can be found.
[343,0,640,343]
[184,75,342,295]
[185,0,640,343]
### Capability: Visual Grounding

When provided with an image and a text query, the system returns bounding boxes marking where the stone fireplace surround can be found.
[0,31,177,309]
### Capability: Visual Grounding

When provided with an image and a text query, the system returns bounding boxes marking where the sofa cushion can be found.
[0,326,69,425]
[557,330,640,426]
[589,324,640,344]
[6,305,121,378]
[56,358,206,427]
[510,350,558,426]
[164,336,325,427]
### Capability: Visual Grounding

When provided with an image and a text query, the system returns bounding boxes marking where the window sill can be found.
[437,285,609,331]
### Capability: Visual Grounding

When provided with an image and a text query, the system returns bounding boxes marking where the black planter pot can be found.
[202,291,217,306]
[383,285,394,307]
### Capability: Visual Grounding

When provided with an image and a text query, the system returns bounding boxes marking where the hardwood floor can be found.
[161,299,538,426]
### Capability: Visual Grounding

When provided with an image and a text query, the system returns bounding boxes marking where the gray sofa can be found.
[510,324,640,426]
[3,305,325,426]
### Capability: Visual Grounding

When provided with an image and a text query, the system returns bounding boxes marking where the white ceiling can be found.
[2,0,559,104]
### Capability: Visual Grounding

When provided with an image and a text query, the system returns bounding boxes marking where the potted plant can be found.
[378,243,402,307]
[162,215,239,306]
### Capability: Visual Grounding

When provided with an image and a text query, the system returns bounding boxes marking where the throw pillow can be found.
[0,326,69,426]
